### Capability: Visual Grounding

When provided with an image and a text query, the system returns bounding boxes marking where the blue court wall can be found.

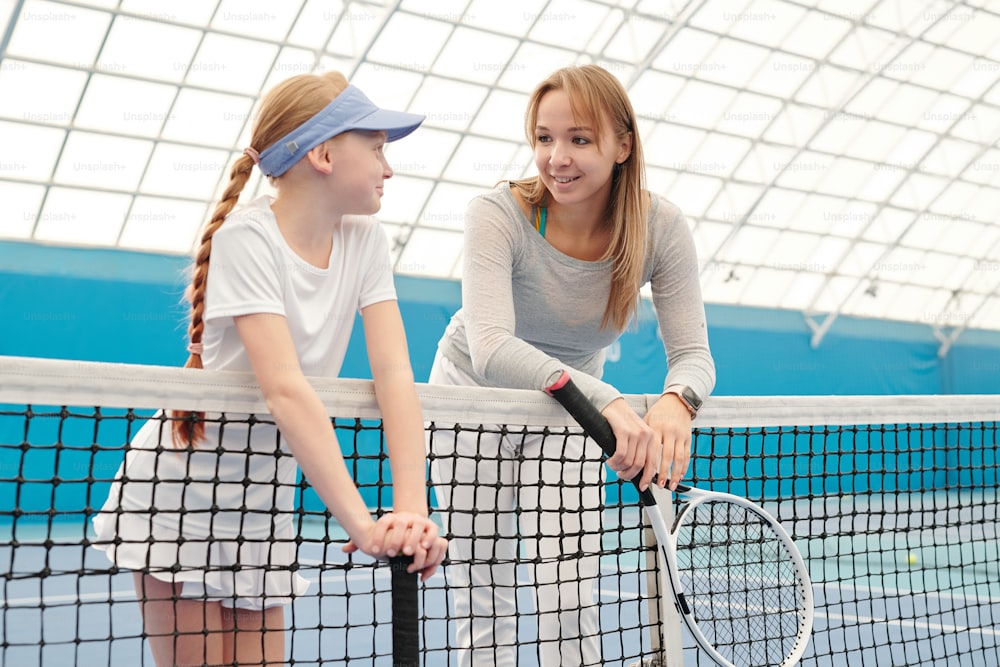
[2,240,998,396]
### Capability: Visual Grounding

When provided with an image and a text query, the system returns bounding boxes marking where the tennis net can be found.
[1,355,998,666]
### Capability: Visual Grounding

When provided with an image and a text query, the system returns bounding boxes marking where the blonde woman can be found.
[428,65,716,666]
[93,72,447,666]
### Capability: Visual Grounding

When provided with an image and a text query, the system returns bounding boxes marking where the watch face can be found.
[682,387,702,411]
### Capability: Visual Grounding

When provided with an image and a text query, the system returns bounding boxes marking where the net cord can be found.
[2,355,998,427]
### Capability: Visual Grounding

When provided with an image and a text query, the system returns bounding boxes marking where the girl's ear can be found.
[305,140,335,175]
[616,131,633,165]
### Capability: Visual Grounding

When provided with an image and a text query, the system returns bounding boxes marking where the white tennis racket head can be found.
[655,485,814,667]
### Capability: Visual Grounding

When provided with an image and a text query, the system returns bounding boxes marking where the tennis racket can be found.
[544,370,813,667]
[389,555,419,667]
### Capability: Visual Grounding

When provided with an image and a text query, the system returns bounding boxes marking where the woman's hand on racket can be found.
[644,392,693,491]
[343,512,448,580]
[600,398,660,491]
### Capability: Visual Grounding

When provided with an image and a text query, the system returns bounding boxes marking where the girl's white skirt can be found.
[92,508,310,611]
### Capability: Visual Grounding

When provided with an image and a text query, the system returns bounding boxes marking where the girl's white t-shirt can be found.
[101,196,397,540]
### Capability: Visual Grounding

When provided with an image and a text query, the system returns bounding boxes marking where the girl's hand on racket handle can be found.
[643,392,693,491]
[343,512,448,581]
[600,398,659,491]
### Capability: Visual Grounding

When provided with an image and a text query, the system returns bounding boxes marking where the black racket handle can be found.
[390,555,419,667]
[545,370,657,507]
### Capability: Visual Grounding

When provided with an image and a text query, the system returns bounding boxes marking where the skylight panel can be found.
[964,148,1000,186]
[443,135,526,187]
[432,27,521,86]
[350,64,424,111]
[118,0,216,25]
[715,224,779,265]
[376,176,435,226]
[667,79,738,129]
[395,226,463,278]
[525,0,608,51]
[286,0,341,49]
[0,182,45,239]
[880,128,937,171]
[410,77,488,133]
[949,102,1000,145]
[686,133,751,178]
[382,127,460,181]
[778,9,853,60]
[928,180,982,219]
[34,187,131,246]
[698,37,772,90]
[498,43,579,92]
[827,23,902,73]
[162,89,254,148]
[730,1,809,47]
[838,239,888,278]
[141,144,232,200]
[749,52,816,99]
[365,11,449,70]
[961,184,1000,226]
[687,0,755,34]
[650,26,717,78]
[0,61,87,126]
[0,120,65,182]
[703,182,764,225]
[7,1,110,67]
[604,11,670,63]
[701,264,757,305]
[185,33,278,96]
[470,89,531,143]
[861,206,911,245]
[740,266,802,308]
[667,173,723,218]
[906,44,976,94]
[419,182,486,232]
[810,274,859,314]
[643,124,705,171]
[761,229,823,273]
[260,46,323,91]
[780,270,827,310]
[761,103,826,147]
[920,137,986,179]
[97,16,202,83]
[793,62,865,109]
[889,172,950,210]
[732,142,796,184]
[326,5,391,59]
[211,0,301,41]
[969,296,1000,331]
[54,131,152,190]
[629,69,687,122]
[773,150,835,193]
[462,0,549,37]
[75,75,177,137]
[884,283,941,323]
[118,196,208,253]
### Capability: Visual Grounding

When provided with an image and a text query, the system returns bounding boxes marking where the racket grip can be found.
[390,555,419,667]
[545,370,656,506]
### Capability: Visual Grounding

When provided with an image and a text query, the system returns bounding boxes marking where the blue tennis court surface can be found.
[3,498,999,666]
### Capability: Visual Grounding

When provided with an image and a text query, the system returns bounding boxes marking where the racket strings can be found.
[676,500,808,667]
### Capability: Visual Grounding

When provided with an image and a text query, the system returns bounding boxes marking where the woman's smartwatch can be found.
[665,385,702,419]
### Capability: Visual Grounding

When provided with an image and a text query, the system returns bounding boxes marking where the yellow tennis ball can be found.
[907,553,919,566]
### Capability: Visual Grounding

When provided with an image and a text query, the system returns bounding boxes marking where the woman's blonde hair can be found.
[172,71,350,447]
[511,64,648,332]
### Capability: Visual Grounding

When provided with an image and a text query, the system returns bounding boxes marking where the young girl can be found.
[428,65,716,666]
[93,71,448,667]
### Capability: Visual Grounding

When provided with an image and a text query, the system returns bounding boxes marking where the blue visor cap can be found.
[257,84,425,177]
